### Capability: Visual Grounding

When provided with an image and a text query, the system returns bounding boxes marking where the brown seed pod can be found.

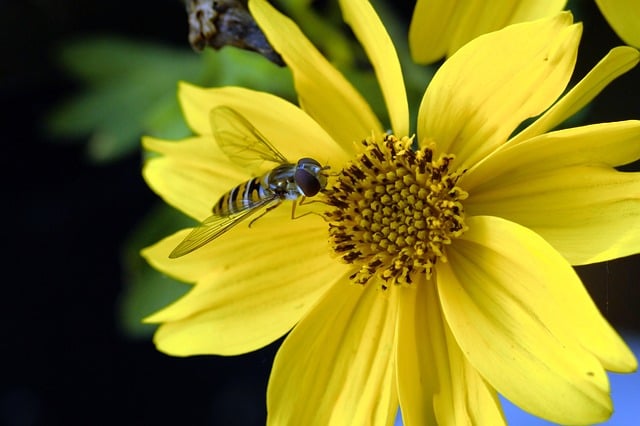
[185,0,285,66]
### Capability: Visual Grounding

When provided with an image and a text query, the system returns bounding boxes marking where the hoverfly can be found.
[169,106,328,258]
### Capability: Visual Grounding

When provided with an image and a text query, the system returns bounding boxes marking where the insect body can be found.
[169,107,327,258]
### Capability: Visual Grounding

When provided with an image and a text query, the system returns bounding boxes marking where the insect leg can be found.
[248,199,282,228]
[290,197,328,221]
[297,196,331,207]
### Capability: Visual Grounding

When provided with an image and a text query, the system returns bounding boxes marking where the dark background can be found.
[1,1,638,425]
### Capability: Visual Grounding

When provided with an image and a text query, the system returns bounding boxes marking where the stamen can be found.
[325,134,468,288]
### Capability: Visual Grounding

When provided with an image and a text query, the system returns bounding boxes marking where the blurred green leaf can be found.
[280,0,354,67]
[118,261,189,339]
[56,37,201,84]
[118,203,198,339]
[47,36,295,162]
[48,37,202,160]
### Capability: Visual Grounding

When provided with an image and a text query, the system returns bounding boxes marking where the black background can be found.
[1,1,638,425]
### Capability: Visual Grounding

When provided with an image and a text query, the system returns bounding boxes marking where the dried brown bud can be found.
[185,0,285,66]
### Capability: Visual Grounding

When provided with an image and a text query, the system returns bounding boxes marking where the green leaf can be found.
[47,36,296,163]
[118,203,197,339]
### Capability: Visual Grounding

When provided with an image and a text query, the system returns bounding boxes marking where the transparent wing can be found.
[169,196,280,258]
[211,106,289,169]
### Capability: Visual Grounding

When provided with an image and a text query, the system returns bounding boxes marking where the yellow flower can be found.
[142,0,640,424]
[596,0,640,48]
[410,0,640,64]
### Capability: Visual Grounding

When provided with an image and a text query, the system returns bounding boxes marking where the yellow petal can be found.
[249,0,383,149]
[267,278,398,425]
[144,210,347,356]
[418,12,581,168]
[178,83,350,168]
[409,0,459,64]
[397,279,506,425]
[339,0,409,136]
[509,46,640,145]
[143,136,249,220]
[439,216,634,424]
[465,121,640,188]
[458,216,636,371]
[465,121,640,265]
[396,282,438,425]
[142,229,213,283]
[467,163,640,266]
[409,0,566,64]
[596,0,640,47]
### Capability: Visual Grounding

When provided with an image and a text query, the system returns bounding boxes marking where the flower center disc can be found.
[325,134,468,289]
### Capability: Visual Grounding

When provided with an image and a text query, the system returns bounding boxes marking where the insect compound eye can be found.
[295,158,325,196]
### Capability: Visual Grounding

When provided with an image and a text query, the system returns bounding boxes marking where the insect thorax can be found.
[264,163,303,200]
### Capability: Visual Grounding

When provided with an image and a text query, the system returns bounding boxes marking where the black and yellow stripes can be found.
[213,177,265,215]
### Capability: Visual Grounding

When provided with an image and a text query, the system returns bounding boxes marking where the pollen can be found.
[325,134,468,288]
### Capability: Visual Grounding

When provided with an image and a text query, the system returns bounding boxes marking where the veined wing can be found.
[211,106,289,169]
[169,196,279,258]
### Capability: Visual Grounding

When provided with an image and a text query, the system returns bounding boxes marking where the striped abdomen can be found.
[213,177,267,215]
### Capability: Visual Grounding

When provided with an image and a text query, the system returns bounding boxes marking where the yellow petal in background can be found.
[418,13,581,168]
[396,282,438,425]
[409,0,458,64]
[460,215,636,370]
[409,0,567,64]
[596,0,640,47]
[468,164,640,267]
[436,311,506,426]
[267,279,398,425]
[249,0,382,149]
[143,136,249,221]
[178,83,350,168]
[143,229,218,283]
[339,0,409,136]
[465,121,640,189]
[465,121,640,265]
[143,210,346,356]
[397,280,505,425]
[509,46,640,145]
[144,135,220,167]
[178,82,216,136]
[439,216,629,424]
